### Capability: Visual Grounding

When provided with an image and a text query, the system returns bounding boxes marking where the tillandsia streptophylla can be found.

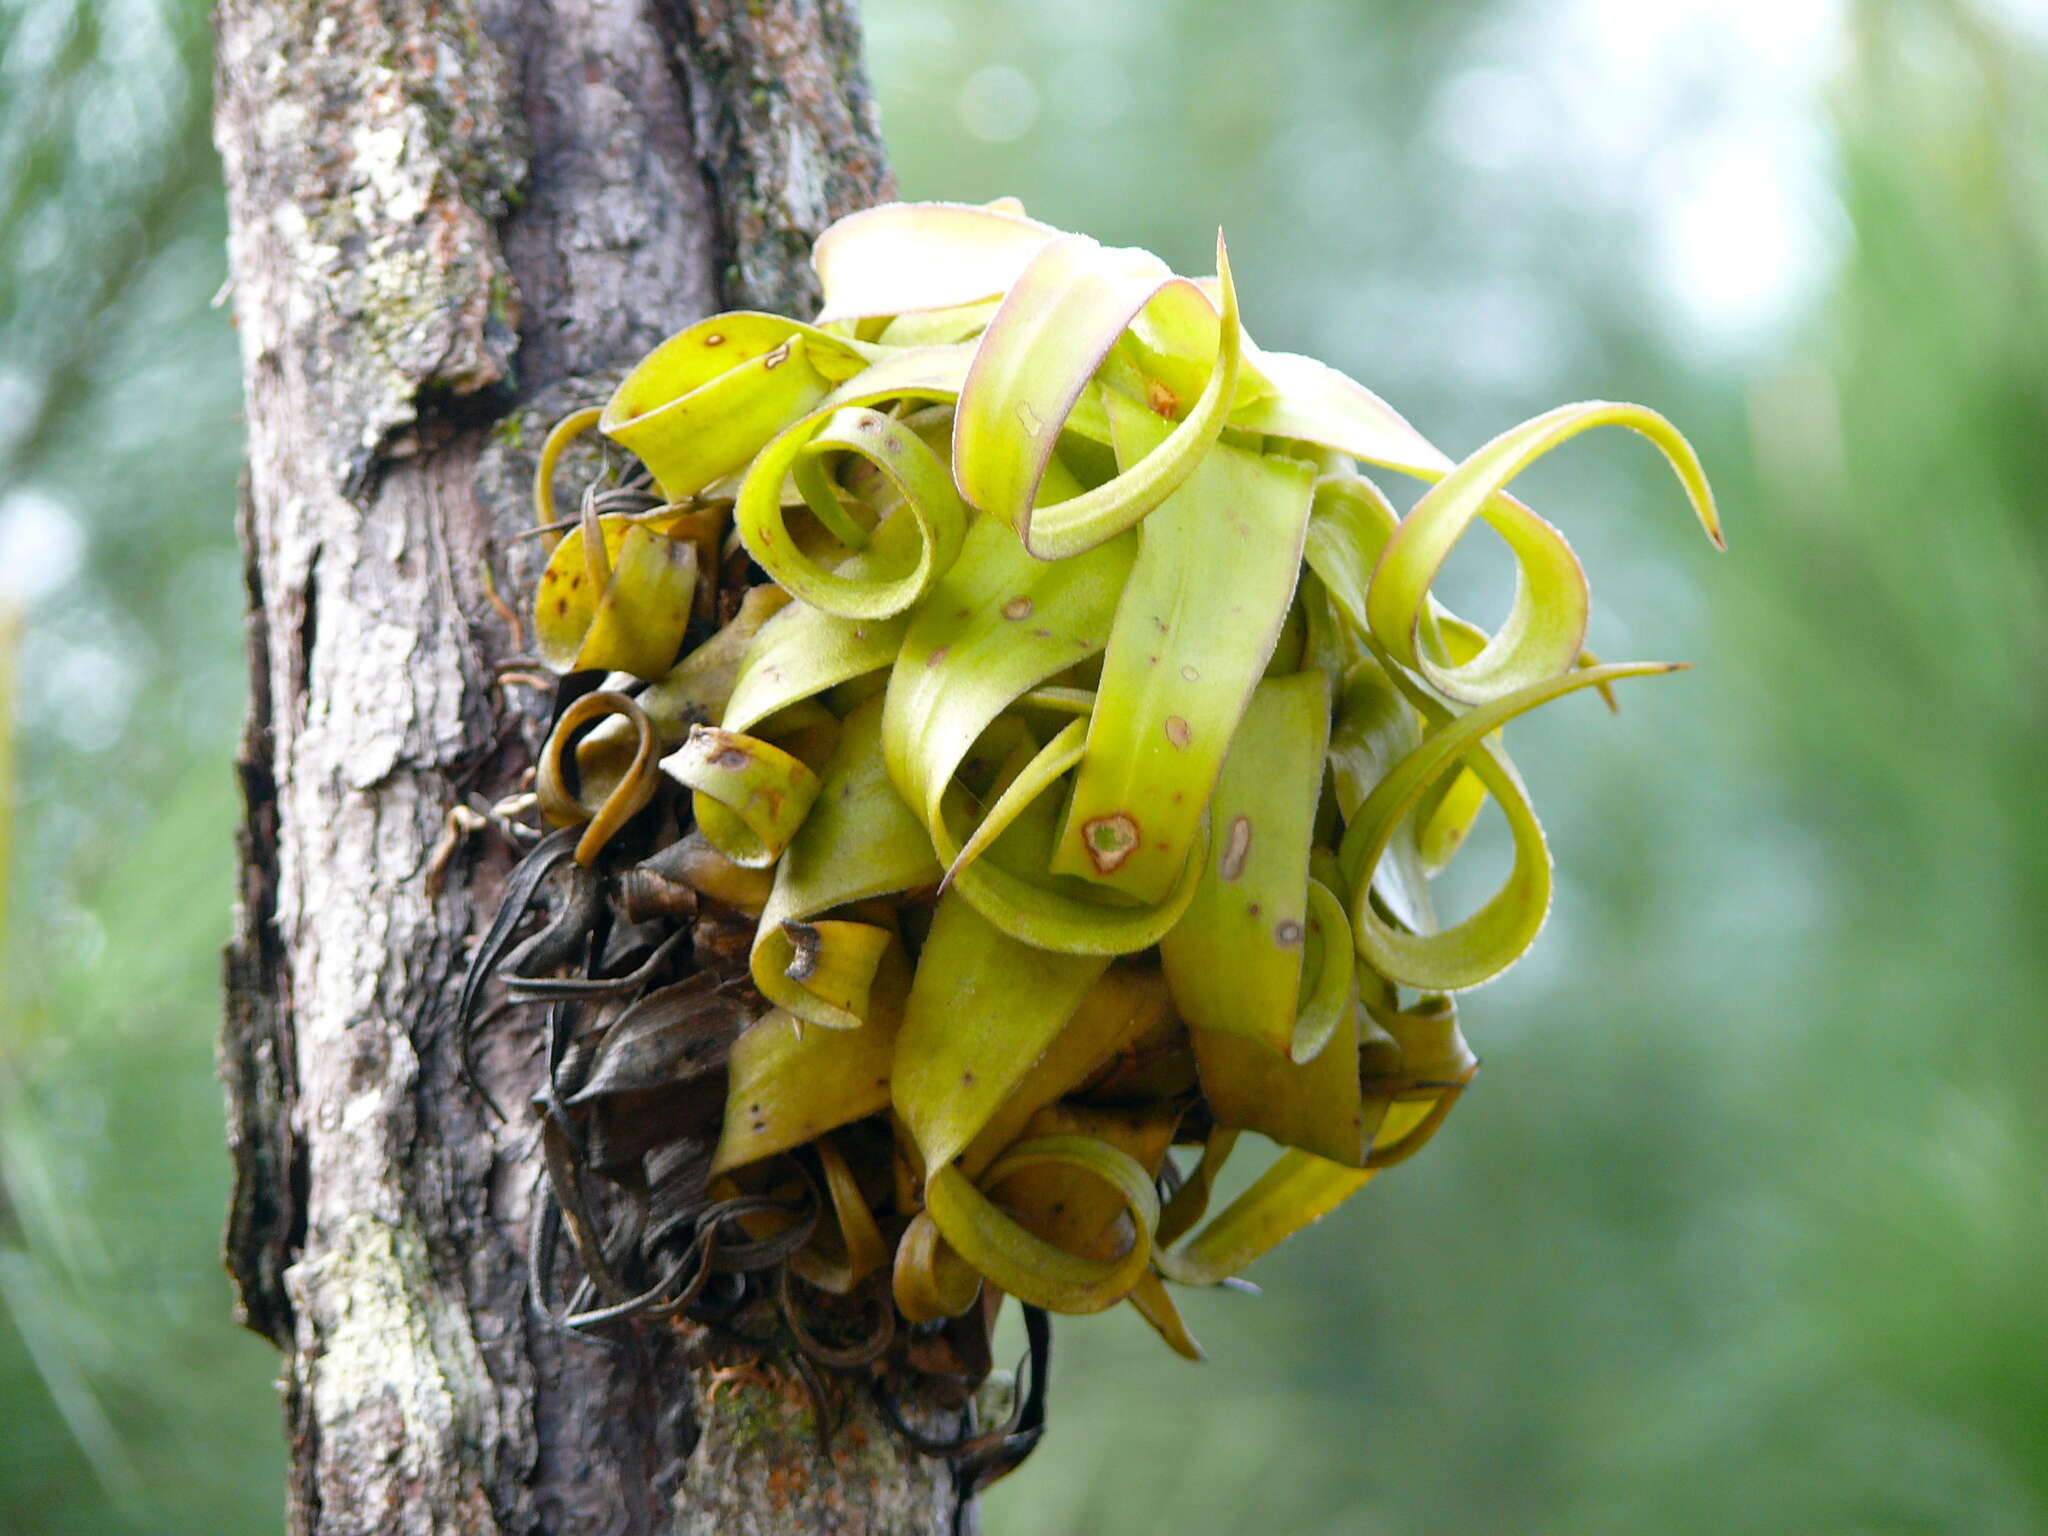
[464,197,1722,1484]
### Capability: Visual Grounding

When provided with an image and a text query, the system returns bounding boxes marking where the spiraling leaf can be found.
[925,1134,1158,1315]
[1339,661,1682,990]
[1366,402,1720,705]
[954,234,1244,560]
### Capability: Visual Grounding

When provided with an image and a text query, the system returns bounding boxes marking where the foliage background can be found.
[2,0,2042,1529]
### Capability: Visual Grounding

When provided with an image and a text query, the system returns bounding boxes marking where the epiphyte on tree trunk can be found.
[460,197,1723,1488]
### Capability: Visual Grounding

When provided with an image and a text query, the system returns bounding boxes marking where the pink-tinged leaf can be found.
[812,200,1064,323]
[1231,349,1452,478]
[953,233,1243,560]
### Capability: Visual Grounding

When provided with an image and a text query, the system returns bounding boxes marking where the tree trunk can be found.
[213,3,965,1531]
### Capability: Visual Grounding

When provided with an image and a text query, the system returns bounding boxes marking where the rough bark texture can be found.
[214,4,964,1532]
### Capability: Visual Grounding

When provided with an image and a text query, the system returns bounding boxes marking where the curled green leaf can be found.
[535,515,699,680]
[749,697,939,1031]
[603,314,873,500]
[1366,401,1720,705]
[953,233,1243,560]
[926,1133,1158,1315]
[738,405,969,619]
[661,725,822,869]
[723,601,907,738]
[1155,1150,1376,1288]
[1339,661,1682,990]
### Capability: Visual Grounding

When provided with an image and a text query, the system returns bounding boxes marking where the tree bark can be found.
[213,3,964,1531]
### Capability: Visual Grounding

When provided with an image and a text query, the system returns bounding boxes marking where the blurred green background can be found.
[2,0,2042,1529]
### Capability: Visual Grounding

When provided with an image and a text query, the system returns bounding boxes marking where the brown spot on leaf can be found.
[704,332,725,347]
[1003,596,1033,621]
[1275,919,1304,948]
[1181,663,1200,682]
[714,746,751,770]
[1219,815,1253,880]
[1081,813,1141,873]
[1145,377,1179,417]
[762,341,791,370]
[782,921,820,982]
[1164,715,1191,749]
[926,645,949,668]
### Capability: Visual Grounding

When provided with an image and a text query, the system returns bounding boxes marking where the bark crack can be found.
[222,468,303,1348]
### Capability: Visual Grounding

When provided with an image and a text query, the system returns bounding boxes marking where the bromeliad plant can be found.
[467,198,1720,1480]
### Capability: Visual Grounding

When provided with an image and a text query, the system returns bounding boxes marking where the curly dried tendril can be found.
[534,406,604,534]
[482,198,1721,1453]
[536,690,659,866]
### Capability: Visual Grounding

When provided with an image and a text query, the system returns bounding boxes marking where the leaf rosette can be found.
[472,197,1721,1474]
